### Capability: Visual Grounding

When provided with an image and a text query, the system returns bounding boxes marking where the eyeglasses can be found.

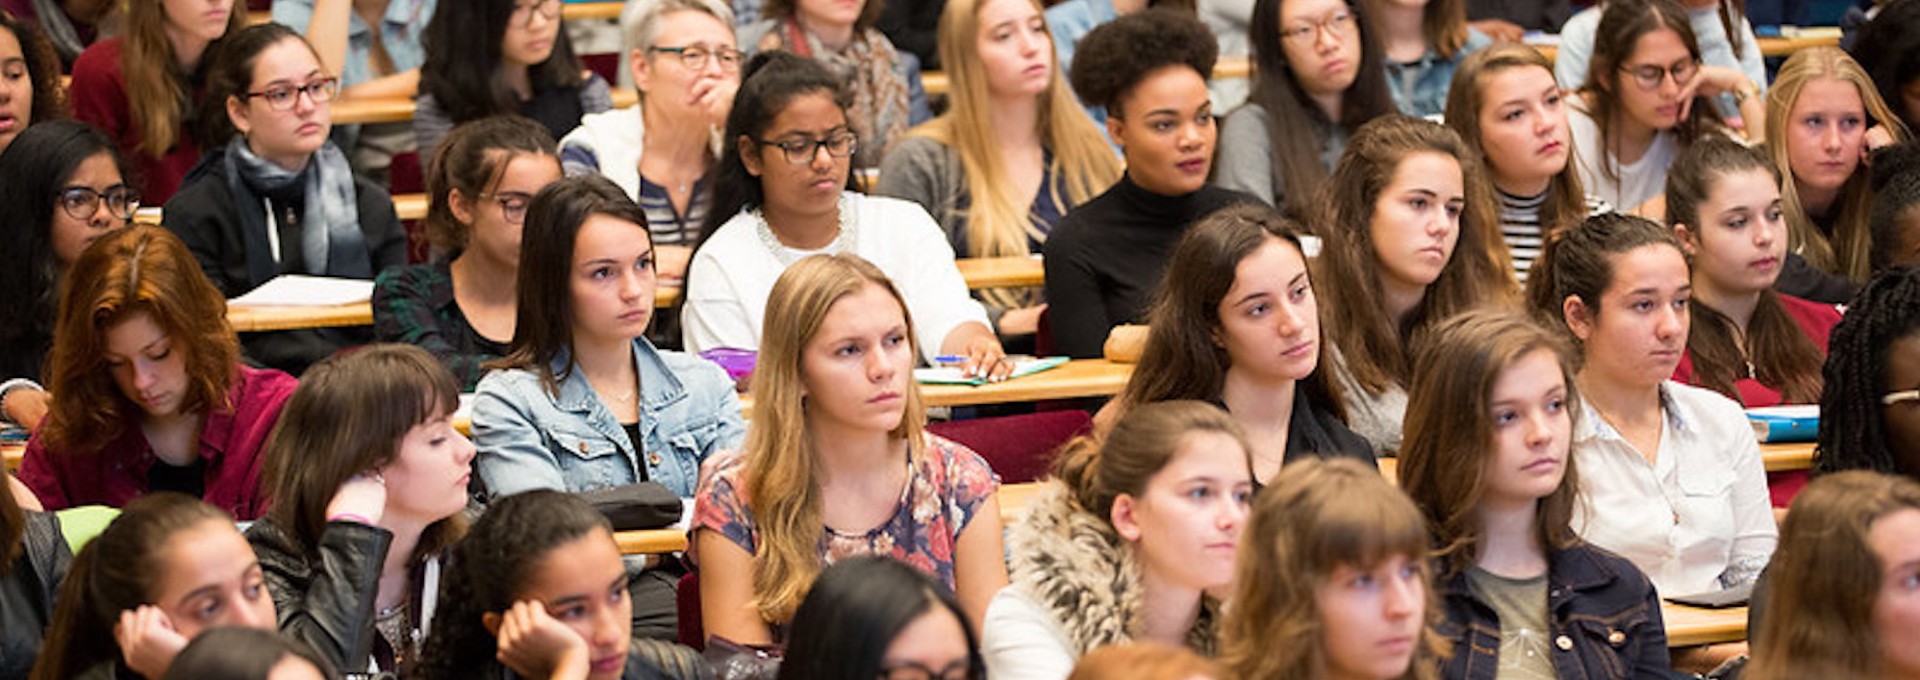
[1279,10,1356,46]
[1884,389,1920,406]
[57,185,140,220]
[649,45,744,72]
[755,131,858,164]
[1619,58,1700,91]
[877,661,974,680]
[241,77,340,111]
[511,0,561,26]
[481,191,536,224]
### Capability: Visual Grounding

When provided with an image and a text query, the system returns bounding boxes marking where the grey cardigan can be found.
[875,136,969,251]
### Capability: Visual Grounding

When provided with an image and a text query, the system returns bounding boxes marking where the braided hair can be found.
[1816,266,1920,476]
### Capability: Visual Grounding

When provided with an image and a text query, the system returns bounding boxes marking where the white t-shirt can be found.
[980,587,1079,680]
[1567,100,1680,211]
[681,192,990,364]
[1570,381,1777,596]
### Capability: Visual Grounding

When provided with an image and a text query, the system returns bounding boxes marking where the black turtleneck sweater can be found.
[1042,174,1255,358]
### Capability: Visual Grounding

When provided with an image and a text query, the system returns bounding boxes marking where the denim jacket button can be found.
[649,452,663,465]
[1608,630,1626,645]
[1555,635,1573,651]
[578,441,589,454]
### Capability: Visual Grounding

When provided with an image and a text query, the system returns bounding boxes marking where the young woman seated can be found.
[1566,0,1763,215]
[1556,0,1766,125]
[684,52,1007,377]
[1765,47,1913,290]
[1400,308,1673,678]
[1444,44,1609,281]
[738,0,931,169]
[1816,266,1920,481]
[1363,0,1490,117]
[163,23,405,375]
[1870,144,1920,272]
[982,401,1251,679]
[161,628,334,680]
[272,0,435,182]
[1745,470,1920,680]
[247,344,472,676]
[0,120,135,431]
[0,10,67,156]
[30,493,276,680]
[374,116,562,391]
[783,556,983,680]
[413,490,705,680]
[1312,114,1515,454]
[1527,212,1776,601]
[875,0,1121,340]
[67,0,244,203]
[473,175,748,641]
[1220,457,1443,680]
[0,469,70,679]
[416,0,611,167]
[1045,8,1255,359]
[1100,204,1374,478]
[1214,0,1394,211]
[692,254,1007,644]
[1849,0,1920,134]
[18,226,297,519]
[559,0,740,280]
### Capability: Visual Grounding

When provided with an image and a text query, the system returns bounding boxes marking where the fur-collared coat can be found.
[981,480,1219,679]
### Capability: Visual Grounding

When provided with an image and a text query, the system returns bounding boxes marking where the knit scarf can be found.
[222,136,370,279]
[765,19,909,169]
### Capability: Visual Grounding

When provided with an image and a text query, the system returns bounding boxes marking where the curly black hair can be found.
[1817,266,1920,477]
[1870,144,1920,272]
[1850,0,1920,130]
[0,11,67,130]
[1067,8,1218,115]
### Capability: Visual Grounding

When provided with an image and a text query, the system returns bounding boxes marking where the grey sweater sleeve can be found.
[875,136,965,250]
[1212,104,1280,206]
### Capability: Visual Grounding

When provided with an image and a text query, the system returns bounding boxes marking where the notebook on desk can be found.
[914,356,1070,386]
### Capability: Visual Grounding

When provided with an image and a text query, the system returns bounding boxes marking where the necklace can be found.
[755,194,857,267]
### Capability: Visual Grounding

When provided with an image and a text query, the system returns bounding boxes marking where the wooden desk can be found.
[919,359,1130,407]
[3,442,21,473]
[333,88,638,126]
[1761,441,1813,472]
[562,1,624,20]
[1662,603,1748,647]
[954,257,1045,289]
[228,302,375,333]
[394,193,427,222]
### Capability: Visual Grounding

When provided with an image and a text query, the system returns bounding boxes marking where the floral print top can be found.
[692,432,999,589]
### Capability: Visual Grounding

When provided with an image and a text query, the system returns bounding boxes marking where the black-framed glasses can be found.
[649,45,744,72]
[481,191,536,224]
[57,185,139,220]
[1619,58,1700,91]
[511,0,561,26]
[1279,10,1355,46]
[755,131,858,164]
[241,77,340,111]
[877,660,975,680]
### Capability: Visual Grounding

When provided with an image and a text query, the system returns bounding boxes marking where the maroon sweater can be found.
[17,365,297,520]
[69,38,205,204]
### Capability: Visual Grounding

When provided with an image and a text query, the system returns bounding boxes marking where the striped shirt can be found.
[636,175,708,248]
[1498,188,1612,282]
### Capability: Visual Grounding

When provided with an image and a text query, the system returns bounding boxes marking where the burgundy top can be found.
[1671,292,1841,507]
[17,365,298,520]
[68,38,205,204]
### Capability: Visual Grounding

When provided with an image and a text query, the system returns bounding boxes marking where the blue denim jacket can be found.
[1385,28,1492,118]
[1436,542,1676,680]
[471,339,747,499]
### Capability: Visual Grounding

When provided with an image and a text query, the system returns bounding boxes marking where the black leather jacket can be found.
[1436,542,1678,680]
[1,511,70,679]
[246,518,393,677]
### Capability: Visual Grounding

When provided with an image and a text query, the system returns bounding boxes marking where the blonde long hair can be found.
[123,0,246,158]
[911,0,1120,269]
[1765,47,1914,283]
[743,254,929,624]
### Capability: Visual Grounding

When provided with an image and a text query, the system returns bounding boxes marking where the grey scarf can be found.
[222,136,370,279]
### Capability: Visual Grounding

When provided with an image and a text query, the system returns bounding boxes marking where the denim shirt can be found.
[471,339,747,499]
[1436,542,1675,680]
[1384,28,1491,118]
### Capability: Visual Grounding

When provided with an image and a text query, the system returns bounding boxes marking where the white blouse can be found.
[1570,381,1777,597]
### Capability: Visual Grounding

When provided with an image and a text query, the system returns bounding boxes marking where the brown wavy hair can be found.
[1444,44,1590,243]
[1117,203,1345,423]
[38,225,239,454]
[1578,0,1728,186]
[119,0,247,158]
[1666,135,1824,404]
[261,344,466,566]
[1525,212,1684,357]
[1313,114,1516,396]
[1746,470,1920,680]
[1220,457,1442,680]
[1398,308,1583,579]
[740,254,928,624]
[423,115,559,255]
